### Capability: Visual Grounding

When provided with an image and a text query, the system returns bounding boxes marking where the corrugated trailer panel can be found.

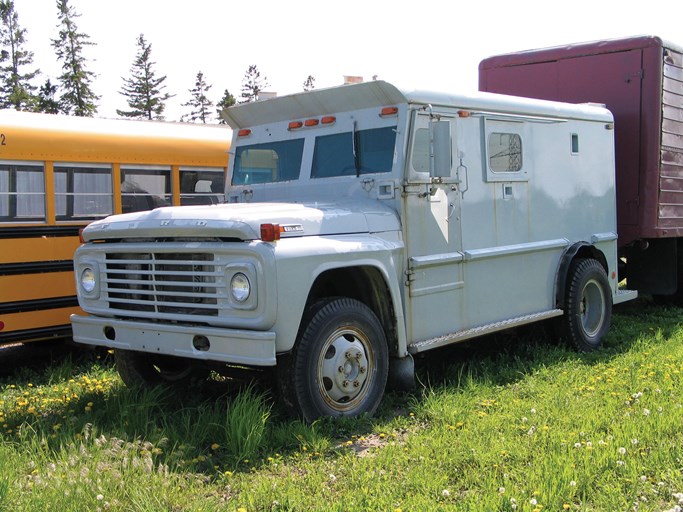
[659,46,683,229]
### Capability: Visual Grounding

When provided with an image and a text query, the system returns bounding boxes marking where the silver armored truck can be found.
[71,81,636,420]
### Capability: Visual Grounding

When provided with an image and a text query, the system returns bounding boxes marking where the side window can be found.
[311,126,396,178]
[484,119,529,182]
[0,162,45,222]
[121,167,171,213]
[411,128,430,173]
[55,164,113,220]
[488,133,522,172]
[180,167,225,205]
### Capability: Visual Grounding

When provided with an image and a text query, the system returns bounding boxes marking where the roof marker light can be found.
[380,106,398,117]
[321,116,336,125]
[458,110,471,118]
[238,129,252,137]
[288,121,303,130]
[304,118,319,127]
[260,223,281,242]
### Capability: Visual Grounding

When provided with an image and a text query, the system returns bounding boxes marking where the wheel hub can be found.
[320,331,371,406]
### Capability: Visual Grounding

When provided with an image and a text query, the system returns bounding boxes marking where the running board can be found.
[408,309,564,354]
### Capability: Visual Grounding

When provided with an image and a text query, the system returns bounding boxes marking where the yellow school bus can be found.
[0,110,230,345]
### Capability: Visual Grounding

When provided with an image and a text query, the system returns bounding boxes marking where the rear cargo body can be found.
[479,35,683,295]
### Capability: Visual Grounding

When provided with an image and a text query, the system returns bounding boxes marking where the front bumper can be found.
[70,314,277,366]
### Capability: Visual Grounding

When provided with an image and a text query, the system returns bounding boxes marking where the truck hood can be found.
[82,199,401,241]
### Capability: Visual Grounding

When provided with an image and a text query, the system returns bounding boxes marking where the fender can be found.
[555,242,608,309]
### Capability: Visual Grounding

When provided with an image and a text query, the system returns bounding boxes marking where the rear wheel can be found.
[560,258,612,351]
[115,349,209,387]
[278,298,389,422]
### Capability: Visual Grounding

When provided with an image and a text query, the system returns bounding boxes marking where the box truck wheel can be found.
[278,297,389,422]
[561,259,612,351]
[115,349,208,387]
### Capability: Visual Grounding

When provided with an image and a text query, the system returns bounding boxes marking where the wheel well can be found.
[555,243,608,309]
[303,266,398,354]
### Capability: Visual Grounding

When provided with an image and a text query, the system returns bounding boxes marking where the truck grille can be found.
[104,252,222,317]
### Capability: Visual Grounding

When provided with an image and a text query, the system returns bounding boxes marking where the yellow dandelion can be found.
[210,443,220,451]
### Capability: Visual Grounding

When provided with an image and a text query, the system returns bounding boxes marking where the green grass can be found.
[1,298,683,511]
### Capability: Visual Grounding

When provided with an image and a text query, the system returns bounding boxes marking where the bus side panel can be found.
[0,231,82,343]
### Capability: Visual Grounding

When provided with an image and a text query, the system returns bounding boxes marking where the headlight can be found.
[80,267,97,293]
[230,272,251,302]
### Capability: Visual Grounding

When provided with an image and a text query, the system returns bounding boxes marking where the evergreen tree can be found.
[52,0,98,116]
[181,71,213,123]
[0,0,39,110]
[35,78,60,113]
[117,34,172,120]
[215,89,235,124]
[302,75,315,92]
[240,65,268,103]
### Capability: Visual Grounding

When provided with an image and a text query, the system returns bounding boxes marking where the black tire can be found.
[115,349,209,387]
[560,258,612,352]
[278,298,389,422]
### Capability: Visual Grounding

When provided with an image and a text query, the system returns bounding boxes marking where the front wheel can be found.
[560,258,612,352]
[278,298,389,422]
[115,349,209,387]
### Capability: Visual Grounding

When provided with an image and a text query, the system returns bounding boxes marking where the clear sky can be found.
[16,0,683,121]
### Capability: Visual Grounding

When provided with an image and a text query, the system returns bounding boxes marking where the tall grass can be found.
[1,299,682,510]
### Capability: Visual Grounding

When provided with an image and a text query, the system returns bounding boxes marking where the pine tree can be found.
[52,0,98,116]
[303,75,315,92]
[215,89,235,124]
[0,0,39,110]
[117,34,172,120]
[35,78,60,113]
[240,65,268,103]
[181,71,213,123]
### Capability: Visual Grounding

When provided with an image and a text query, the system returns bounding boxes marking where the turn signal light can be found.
[260,223,281,242]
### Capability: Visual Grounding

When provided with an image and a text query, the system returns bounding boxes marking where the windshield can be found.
[311,126,397,178]
[232,139,304,185]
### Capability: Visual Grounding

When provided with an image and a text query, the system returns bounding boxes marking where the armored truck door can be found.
[403,113,464,343]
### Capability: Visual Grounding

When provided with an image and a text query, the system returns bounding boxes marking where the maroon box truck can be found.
[479,35,683,297]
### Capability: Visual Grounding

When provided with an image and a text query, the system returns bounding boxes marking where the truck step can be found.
[408,309,563,354]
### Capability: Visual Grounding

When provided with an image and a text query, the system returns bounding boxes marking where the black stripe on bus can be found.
[0,325,72,344]
[0,226,81,239]
[0,260,74,276]
[0,296,79,314]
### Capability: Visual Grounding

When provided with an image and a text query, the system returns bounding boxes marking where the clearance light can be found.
[238,129,252,137]
[458,110,471,118]
[304,118,319,127]
[0,321,4,331]
[321,116,336,125]
[380,106,398,117]
[288,121,303,130]
[260,223,281,242]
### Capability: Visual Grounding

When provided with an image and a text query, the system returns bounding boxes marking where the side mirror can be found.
[431,121,452,178]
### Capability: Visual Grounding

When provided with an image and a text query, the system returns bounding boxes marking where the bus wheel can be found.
[561,258,612,352]
[115,349,208,387]
[278,298,388,422]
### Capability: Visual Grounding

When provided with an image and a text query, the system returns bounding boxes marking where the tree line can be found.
[0,0,316,123]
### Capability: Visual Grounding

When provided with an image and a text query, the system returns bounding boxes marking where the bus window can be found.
[179,167,225,205]
[121,167,171,213]
[55,164,113,221]
[0,163,45,221]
